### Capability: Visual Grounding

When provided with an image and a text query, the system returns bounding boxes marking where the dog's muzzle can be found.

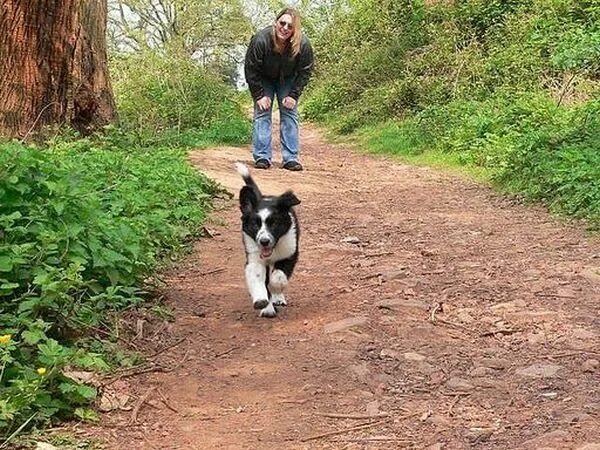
[258,236,273,258]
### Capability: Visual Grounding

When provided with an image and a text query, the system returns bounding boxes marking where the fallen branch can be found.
[543,349,600,359]
[301,418,392,442]
[360,272,382,281]
[301,411,420,442]
[278,399,308,405]
[441,391,472,397]
[129,386,157,424]
[105,350,189,385]
[215,347,239,358]
[200,267,226,276]
[433,318,473,335]
[157,388,179,414]
[316,412,389,420]
[480,328,521,337]
[430,302,443,323]
[330,437,412,443]
[150,337,187,358]
[364,251,395,258]
[448,395,462,416]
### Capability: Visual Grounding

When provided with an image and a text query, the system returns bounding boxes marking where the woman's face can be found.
[275,13,294,42]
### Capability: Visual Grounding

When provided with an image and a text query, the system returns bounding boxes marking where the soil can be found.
[79,122,600,449]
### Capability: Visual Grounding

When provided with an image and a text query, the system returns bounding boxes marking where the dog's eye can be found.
[253,216,261,227]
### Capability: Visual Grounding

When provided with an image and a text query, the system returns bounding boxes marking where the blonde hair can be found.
[272,8,302,58]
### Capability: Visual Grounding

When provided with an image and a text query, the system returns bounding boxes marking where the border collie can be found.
[235,163,300,318]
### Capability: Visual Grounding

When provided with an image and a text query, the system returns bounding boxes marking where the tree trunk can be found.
[0,0,117,138]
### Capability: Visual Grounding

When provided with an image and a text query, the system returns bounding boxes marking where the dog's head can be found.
[239,186,300,259]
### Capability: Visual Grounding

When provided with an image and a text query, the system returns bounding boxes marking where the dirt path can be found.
[84,123,600,449]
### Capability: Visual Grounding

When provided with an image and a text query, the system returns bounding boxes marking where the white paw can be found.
[271,293,287,307]
[259,302,277,318]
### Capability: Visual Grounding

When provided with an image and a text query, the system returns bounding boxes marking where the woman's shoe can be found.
[282,161,303,171]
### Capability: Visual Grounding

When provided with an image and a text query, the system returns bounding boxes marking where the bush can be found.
[110,50,250,146]
[305,0,600,227]
[0,138,221,436]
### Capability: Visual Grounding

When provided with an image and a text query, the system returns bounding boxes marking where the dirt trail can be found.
[84,123,600,449]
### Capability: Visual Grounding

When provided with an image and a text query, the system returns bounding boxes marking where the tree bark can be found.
[0,0,117,138]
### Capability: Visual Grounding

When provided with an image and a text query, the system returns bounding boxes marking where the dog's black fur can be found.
[236,163,300,317]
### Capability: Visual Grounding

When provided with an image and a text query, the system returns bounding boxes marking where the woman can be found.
[244,8,314,171]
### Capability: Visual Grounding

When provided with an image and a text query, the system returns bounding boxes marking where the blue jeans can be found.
[252,78,300,165]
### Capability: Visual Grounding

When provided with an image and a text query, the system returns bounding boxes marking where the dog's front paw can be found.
[259,303,277,318]
[271,293,287,307]
[253,298,269,310]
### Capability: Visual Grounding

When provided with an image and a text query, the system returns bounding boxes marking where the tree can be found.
[0,0,117,139]
[107,0,252,85]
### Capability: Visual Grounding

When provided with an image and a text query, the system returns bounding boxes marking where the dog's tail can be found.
[235,162,262,198]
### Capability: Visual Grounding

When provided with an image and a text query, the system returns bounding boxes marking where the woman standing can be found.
[244,8,314,171]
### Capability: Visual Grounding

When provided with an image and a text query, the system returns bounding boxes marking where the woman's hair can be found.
[272,7,302,58]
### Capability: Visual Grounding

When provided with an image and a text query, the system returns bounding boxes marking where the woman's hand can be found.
[282,96,297,109]
[257,96,272,111]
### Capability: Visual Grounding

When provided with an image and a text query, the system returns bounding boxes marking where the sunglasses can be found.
[277,20,294,31]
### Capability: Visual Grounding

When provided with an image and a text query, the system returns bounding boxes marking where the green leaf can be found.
[22,329,46,345]
[76,385,97,400]
[74,407,99,423]
[0,256,13,272]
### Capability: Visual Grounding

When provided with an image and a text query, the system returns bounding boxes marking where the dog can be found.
[236,162,300,318]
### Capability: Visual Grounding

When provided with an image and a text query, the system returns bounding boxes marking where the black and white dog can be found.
[236,163,300,318]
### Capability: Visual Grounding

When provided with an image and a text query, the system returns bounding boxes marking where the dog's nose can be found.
[259,237,270,247]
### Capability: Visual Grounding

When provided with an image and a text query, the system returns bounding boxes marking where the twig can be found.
[157,388,179,414]
[430,302,443,323]
[535,292,576,299]
[448,395,462,416]
[150,337,187,358]
[433,318,473,335]
[215,347,239,358]
[556,72,577,107]
[278,399,308,405]
[543,349,600,359]
[360,272,382,281]
[480,328,521,337]
[364,251,395,258]
[200,267,225,276]
[130,386,157,424]
[330,438,412,443]
[316,412,390,420]
[163,348,190,373]
[20,102,57,142]
[301,411,420,442]
[441,391,472,397]
[0,413,37,449]
[301,418,392,442]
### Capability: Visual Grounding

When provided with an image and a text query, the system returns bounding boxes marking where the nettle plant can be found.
[0,137,221,436]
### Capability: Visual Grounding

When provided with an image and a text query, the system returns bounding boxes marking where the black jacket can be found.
[244,26,314,101]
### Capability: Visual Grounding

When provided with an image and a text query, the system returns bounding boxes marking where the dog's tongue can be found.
[260,247,273,259]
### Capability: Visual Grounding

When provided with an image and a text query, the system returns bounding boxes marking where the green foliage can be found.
[110,50,251,146]
[306,0,600,227]
[0,137,222,438]
[108,0,252,85]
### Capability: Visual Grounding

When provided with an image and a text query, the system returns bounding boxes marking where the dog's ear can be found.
[239,186,258,213]
[277,190,301,209]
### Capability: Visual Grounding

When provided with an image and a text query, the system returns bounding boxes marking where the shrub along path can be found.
[82,122,600,449]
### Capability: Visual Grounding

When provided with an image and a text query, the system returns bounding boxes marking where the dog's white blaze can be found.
[256,208,274,246]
